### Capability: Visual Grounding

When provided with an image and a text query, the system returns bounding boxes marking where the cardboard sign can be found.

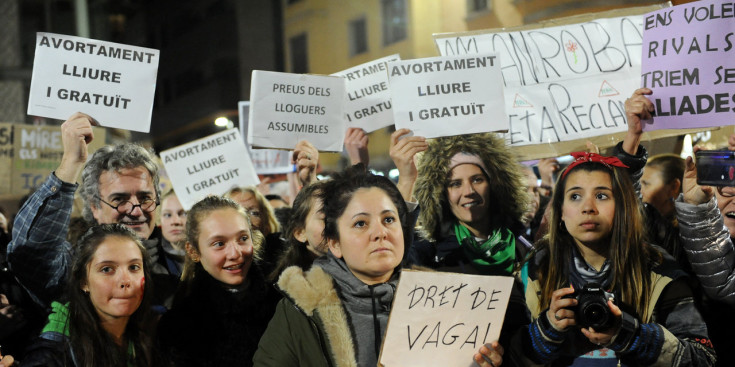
[248,70,346,152]
[160,128,259,210]
[388,54,507,139]
[435,16,644,145]
[238,101,295,175]
[641,0,735,130]
[332,54,400,132]
[11,124,106,195]
[27,32,159,133]
[379,271,514,367]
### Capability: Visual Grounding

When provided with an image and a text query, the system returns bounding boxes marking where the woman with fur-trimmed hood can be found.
[410,132,532,275]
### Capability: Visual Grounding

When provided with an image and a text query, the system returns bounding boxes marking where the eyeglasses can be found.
[717,186,735,198]
[96,195,159,214]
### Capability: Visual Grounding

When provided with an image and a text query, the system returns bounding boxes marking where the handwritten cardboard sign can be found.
[379,271,514,367]
[27,32,159,133]
[160,128,259,210]
[248,71,346,152]
[435,16,644,146]
[238,101,295,174]
[641,0,735,130]
[332,54,400,132]
[387,54,507,139]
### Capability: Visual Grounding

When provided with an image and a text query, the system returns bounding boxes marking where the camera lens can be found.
[582,302,609,328]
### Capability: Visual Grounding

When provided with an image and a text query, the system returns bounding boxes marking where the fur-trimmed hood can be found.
[414,133,529,242]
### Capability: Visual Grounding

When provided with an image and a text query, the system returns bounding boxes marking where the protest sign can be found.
[388,54,507,139]
[0,123,13,194]
[27,32,159,133]
[11,124,106,195]
[248,70,346,152]
[432,4,712,160]
[641,0,735,130]
[379,271,514,367]
[332,54,399,132]
[160,128,259,210]
[238,101,295,174]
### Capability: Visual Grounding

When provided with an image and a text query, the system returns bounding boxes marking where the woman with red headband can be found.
[508,151,716,366]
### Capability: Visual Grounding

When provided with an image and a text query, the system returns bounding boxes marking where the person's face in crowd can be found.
[561,170,616,249]
[190,208,253,287]
[230,191,263,232]
[161,194,186,244]
[295,197,326,256]
[82,236,145,325]
[640,166,677,217]
[91,167,157,239]
[328,187,404,285]
[446,164,491,235]
[523,168,541,227]
[715,186,735,238]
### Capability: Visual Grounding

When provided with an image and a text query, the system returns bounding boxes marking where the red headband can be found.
[561,151,629,179]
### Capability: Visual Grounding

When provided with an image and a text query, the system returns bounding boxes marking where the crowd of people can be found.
[0,87,733,367]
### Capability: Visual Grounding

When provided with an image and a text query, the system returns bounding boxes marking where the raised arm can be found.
[389,129,427,203]
[7,113,96,307]
[676,148,735,304]
[344,127,370,166]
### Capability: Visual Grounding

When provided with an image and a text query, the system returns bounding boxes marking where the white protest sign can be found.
[332,54,399,132]
[379,271,514,367]
[388,54,507,139]
[160,128,259,210]
[641,0,735,130]
[434,15,643,146]
[248,71,346,152]
[28,32,159,132]
[238,101,295,174]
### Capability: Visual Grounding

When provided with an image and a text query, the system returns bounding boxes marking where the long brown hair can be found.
[68,224,155,367]
[538,163,661,320]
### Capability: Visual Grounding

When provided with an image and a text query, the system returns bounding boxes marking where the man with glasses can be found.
[7,112,179,311]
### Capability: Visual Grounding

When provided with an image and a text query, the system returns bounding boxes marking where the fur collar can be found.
[278,266,358,367]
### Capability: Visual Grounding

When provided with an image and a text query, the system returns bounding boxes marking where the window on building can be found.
[349,17,368,56]
[289,33,308,73]
[469,0,489,12]
[381,0,407,46]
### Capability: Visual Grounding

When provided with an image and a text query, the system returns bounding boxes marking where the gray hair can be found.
[80,143,161,223]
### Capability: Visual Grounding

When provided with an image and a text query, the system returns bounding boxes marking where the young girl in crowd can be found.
[253,165,503,367]
[159,190,187,277]
[156,195,279,367]
[409,131,531,275]
[23,224,156,367]
[512,152,716,366]
[267,180,327,282]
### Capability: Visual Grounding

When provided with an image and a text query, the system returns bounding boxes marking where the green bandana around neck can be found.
[453,222,516,275]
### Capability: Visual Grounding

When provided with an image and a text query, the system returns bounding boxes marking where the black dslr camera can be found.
[565,283,616,331]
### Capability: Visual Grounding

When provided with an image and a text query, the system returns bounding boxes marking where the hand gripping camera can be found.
[565,283,616,331]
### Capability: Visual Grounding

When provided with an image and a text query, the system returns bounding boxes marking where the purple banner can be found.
[641,0,735,130]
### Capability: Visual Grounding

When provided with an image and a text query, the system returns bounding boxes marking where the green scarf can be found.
[454,223,516,275]
[41,301,137,366]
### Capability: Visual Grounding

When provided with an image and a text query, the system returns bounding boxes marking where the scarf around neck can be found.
[453,222,516,275]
